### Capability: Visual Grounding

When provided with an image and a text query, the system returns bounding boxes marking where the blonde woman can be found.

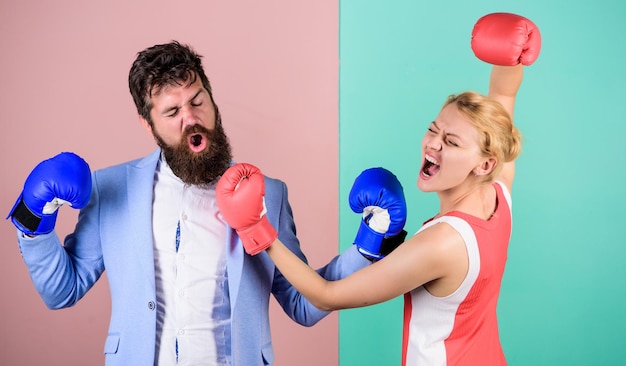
[217,12,541,366]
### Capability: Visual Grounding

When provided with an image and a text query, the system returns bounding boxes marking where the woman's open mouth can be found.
[421,154,440,178]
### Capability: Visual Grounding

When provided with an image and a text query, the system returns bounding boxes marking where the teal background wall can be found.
[339,1,626,365]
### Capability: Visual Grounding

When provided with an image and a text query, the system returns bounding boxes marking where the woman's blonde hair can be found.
[443,91,522,182]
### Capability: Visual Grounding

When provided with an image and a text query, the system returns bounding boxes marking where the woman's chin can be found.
[417,175,437,192]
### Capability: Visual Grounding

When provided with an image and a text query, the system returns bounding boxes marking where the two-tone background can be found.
[1,1,624,365]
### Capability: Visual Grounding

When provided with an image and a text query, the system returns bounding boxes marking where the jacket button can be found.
[148,301,156,310]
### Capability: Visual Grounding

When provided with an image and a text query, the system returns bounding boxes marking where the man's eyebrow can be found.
[162,105,178,115]
[181,89,204,107]
[188,89,203,102]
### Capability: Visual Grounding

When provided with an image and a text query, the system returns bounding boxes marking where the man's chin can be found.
[156,124,232,185]
[166,152,230,185]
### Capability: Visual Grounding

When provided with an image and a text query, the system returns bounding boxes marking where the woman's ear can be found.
[474,157,497,176]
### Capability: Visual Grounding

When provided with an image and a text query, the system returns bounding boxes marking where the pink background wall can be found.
[0,1,339,365]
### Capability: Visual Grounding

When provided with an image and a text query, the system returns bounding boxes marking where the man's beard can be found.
[155,122,232,186]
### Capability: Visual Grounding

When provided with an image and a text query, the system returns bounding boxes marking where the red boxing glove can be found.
[471,12,541,66]
[216,163,278,255]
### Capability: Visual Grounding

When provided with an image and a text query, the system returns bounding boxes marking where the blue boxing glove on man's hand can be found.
[349,167,407,261]
[7,152,92,236]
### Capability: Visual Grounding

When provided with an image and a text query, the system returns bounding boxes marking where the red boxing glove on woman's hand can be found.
[471,12,542,66]
[216,163,278,255]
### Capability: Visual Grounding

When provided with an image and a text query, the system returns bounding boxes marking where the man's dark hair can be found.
[128,41,214,124]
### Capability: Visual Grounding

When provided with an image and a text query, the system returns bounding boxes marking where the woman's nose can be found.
[425,136,442,151]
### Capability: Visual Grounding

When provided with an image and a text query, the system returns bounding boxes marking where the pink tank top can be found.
[401,181,512,366]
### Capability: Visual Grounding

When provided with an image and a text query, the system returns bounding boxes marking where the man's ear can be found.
[474,157,497,176]
[139,116,153,135]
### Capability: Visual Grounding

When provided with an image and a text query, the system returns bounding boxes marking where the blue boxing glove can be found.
[7,152,92,236]
[349,167,407,261]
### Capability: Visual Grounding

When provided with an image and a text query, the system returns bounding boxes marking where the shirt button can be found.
[181,213,188,221]
[148,301,155,310]
[178,329,185,335]
[178,290,185,297]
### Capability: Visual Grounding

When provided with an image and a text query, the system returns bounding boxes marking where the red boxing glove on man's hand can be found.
[471,12,541,66]
[216,163,278,255]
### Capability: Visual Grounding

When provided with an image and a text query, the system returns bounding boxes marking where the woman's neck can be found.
[436,181,494,219]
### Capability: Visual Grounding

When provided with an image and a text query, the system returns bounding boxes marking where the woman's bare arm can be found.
[488,64,524,190]
[266,222,466,311]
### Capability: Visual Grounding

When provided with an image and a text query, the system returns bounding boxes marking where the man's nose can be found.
[180,105,197,128]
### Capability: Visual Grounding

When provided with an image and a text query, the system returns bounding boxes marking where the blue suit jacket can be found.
[17,149,369,366]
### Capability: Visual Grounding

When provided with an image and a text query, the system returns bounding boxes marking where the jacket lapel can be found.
[226,227,244,312]
[124,150,160,281]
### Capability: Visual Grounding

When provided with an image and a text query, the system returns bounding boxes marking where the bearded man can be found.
[9,41,374,366]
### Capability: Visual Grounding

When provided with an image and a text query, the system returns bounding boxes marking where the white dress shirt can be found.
[152,157,231,365]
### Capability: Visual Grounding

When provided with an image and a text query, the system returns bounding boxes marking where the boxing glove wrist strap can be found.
[354,220,385,260]
[379,230,408,258]
[236,216,278,255]
[9,196,43,233]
